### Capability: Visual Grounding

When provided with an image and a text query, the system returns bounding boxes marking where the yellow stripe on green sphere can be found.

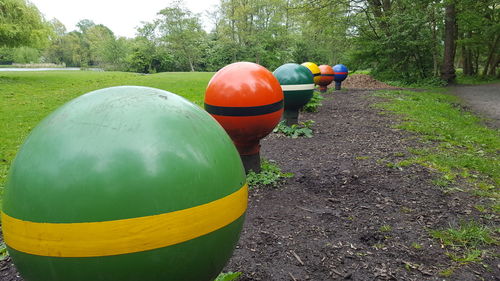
[2,86,247,281]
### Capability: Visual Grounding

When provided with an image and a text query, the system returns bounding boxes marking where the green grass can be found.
[430,221,497,248]
[350,69,371,75]
[431,221,498,264]
[0,71,214,201]
[374,90,500,190]
[455,69,500,85]
[374,88,500,265]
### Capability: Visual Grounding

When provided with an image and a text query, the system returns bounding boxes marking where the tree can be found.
[441,0,457,83]
[156,1,207,71]
[0,0,50,47]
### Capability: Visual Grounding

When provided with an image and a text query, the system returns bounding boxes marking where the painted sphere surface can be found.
[318,64,335,87]
[273,63,314,110]
[301,62,321,84]
[205,62,284,155]
[2,86,247,281]
[333,64,349,82]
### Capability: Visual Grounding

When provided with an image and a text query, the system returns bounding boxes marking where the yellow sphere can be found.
[301,62,321,84]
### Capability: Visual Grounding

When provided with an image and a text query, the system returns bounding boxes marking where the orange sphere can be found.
[204,62,284,155]
[318,65,334,90]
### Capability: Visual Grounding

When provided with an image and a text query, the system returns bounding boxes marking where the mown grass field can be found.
[0,71,214,200]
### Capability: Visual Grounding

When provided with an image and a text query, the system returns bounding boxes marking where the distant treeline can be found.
[0,0,498,84]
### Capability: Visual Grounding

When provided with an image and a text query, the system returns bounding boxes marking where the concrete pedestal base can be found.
[282,109,299,126]
[241,152,261,173]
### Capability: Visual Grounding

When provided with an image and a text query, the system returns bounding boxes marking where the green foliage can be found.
[446,249,483,263]
[430,221,497,248]
[302,91,324,112]
[347,0,441,84]
[439,267,455,277]
[12,46,40,63]
[431,220,497,263]
[246,159,293,188]
[0,0,51,48]
[156,2,206,71]
[215,272,242,281]
[379,225,392,232]
[375,90,500,189]
[411,242,422,249]
[455,70,500,85]
[0,242,8,261]
[273,120,314,138]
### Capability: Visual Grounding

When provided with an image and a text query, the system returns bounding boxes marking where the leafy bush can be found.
[246,159,293,188]
[302,91,324,112]
[273,120,314,138]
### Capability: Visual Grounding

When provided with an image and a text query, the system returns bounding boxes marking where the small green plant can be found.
[446,249,483,264]
[246,159,293,188]
[400,207,412,213]
[439,267,455,277]
[474,205,487,213]
[302,92,324,112]
[411,242,422,249]
[215,272,242,281]
[355,156,371,160]
[430,221,497,248]
[0,242,8,261]
[379,225,392,232]
[273,120,314,138]
[431,220,498,263]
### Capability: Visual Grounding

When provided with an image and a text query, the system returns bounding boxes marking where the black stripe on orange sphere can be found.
[205,62,284,155]
[318,65,335,87]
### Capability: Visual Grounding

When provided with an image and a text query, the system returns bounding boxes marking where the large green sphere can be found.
[273,63,314,110]
[2,86,247,281]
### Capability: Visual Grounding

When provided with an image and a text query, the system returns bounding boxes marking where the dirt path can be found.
[1,90,497,281]
[450,83,500,129]
[225,91,498,281]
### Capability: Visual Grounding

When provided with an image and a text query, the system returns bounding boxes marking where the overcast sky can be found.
[29,0,220,38]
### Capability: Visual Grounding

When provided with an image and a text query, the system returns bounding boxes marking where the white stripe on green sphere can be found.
[281,84,315,91]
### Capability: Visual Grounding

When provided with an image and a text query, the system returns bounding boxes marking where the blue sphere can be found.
[333,64,348,82]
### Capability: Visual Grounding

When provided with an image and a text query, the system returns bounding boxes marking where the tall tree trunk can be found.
[189,59,194,72]
[431,5,439,77]
[463,47,474,75]
[488,55,499,76]
[482,35,499,76]
[474,49,480,74]
[441,1,457,84]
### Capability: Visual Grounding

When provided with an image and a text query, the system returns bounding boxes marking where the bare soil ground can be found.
[450,83,500,129]
[1,86,498,281]
[341,74,398,90]
[225,90,498,281]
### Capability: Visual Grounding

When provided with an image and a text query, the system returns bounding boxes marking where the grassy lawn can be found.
[374,89,500,267]
[375,90,499,187]
[0,70,214,200]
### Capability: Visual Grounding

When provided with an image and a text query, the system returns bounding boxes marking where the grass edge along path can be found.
[373,89,499,267]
